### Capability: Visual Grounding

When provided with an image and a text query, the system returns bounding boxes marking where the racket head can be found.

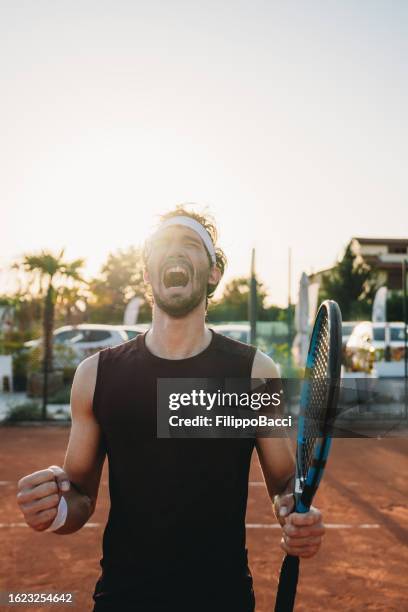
[295,300,342,512]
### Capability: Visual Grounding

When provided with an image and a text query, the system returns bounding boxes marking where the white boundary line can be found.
[246,523,380,529]
[0,522,381,529]
[0,522,102,528]
[2,481,266,487]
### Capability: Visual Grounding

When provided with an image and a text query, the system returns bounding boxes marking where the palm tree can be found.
[23,250,85,419]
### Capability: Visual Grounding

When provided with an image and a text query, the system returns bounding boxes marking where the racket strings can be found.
[300,311,330,479]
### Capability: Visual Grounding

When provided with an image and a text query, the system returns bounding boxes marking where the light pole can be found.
[287,247,292,366]
[249,249,257,346]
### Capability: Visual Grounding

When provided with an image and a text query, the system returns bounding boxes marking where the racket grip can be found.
[274,554,300,612]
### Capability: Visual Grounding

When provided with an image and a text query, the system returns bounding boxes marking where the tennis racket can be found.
[274,299,342,612]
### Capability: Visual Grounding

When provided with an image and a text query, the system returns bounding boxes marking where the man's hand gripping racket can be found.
[274,300,342,612]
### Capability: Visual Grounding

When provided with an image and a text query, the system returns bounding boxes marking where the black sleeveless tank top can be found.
[92,330,257,608]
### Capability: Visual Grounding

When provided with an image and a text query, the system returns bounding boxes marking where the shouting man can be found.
[17,206,325,611]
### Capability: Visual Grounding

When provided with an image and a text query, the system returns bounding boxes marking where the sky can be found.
[1,0,407,306]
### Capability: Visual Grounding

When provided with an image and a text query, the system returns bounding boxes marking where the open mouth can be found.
[163,264,190,288]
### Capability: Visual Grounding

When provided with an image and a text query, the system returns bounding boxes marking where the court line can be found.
[246,523,380,529]
[2,481,264,487]
[3,480,265,487]
[0,522,381,529]
[326,473,408,544]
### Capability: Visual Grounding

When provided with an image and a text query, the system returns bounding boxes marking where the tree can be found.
[23,250,85,418]
[87,247,150,323]
[55,285,87,326]
[208,277,275,322]
[319,242,377,320]
[387,291,405,321]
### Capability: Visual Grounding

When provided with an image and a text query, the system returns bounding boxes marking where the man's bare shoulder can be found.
[251,349,280,379]
[71,353,100,416]
[76,352,100,377]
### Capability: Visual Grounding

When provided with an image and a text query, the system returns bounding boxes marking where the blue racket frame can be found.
[294,300,342,514]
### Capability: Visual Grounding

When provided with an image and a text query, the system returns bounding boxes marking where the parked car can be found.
[345,321,407,376]
[115,324,150,340]
[24,324,129,362]
[211,324,250,344]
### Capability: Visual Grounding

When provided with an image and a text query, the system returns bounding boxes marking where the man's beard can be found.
[152,269,208,318]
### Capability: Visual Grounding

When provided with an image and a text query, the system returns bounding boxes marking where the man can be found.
[17,206,325,611]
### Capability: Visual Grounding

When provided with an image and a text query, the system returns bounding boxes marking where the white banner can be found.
[372,286,387,323]
[123,297,142,325]
[292,272,310,366]
[308,282,320,326]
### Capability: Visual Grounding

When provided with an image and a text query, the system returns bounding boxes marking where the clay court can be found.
[0,426,407,611]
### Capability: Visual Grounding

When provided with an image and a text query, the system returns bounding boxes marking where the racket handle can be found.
[274,554,300,612]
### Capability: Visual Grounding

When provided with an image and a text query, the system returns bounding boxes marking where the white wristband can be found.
[46,496,68,532]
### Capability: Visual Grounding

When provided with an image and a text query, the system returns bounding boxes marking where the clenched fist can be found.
[17,465,70,532]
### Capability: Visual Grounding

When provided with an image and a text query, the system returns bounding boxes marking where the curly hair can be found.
[143,204,227,302]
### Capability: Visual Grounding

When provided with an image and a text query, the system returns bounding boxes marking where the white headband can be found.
[156,215,217,264]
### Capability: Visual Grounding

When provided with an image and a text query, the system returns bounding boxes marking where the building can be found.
[308,237,408,291]
[350,237,408,290]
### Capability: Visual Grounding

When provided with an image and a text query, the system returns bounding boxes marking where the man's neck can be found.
[146,304,212,360]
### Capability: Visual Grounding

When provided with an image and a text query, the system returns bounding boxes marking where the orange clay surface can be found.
[0,426,407,611]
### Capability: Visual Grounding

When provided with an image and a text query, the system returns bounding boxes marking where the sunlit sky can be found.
[1,1,407,306]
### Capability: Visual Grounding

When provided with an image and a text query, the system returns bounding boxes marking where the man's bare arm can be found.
[17,353,106,534]
[55,352,105,533]
[252,350,295,504]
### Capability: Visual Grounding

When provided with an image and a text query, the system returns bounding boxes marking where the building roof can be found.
[352,237,408,246]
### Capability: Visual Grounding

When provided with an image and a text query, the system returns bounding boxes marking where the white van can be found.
[345,321,407,377]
